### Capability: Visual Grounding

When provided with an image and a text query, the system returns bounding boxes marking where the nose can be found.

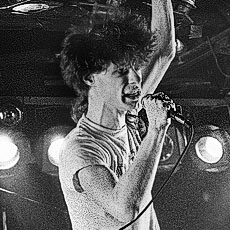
[128,67,142,84]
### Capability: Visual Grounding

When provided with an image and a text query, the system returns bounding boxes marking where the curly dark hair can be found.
[60,9,157,120]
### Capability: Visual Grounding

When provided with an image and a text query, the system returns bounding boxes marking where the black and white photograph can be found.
[0,0,230,229]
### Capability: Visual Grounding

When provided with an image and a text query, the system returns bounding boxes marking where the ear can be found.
[83,74,95,86]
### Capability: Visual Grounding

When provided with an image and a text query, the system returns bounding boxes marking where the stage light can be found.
[0,136,19,170]
[190,125,230,172]
[174,0,196,17]
[158,121,187,172]
[37,126,73,176]
[0,102,23,127]
[179,0,196,12]
[0,128,33,178]
[195,136,223,164]
[12,3,49,13]
[0,0,28,9]
[48,137,65,167]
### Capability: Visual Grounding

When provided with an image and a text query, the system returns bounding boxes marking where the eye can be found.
[117,67,129,75]
[133,64,141,72]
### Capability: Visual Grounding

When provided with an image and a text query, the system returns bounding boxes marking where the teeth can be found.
[122,86,141,102]
[126,95,138,98]
[123,87,141,95]
[123,90,141,95]
[125,92,140,97]
[124,93,140,100]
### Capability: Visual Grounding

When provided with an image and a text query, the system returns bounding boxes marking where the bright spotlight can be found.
[38,125,73,176]
[191,125,230,172]
[0,136,19,170]
[48,137,65,167]
[0,128,33,178]
[195,136,223,164]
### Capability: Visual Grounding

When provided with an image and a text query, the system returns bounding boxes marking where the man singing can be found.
[59,0,176,229]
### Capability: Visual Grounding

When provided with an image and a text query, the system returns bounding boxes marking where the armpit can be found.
[73,169,84,193]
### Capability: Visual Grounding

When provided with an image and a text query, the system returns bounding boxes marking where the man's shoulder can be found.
[63,125,95,149]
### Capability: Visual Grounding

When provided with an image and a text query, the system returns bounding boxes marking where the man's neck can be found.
[86,100,127,130]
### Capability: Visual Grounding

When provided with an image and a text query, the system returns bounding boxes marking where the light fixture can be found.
[0,135,19,170]
[0,128,32,178]
[37,125,73,176]
[48,137,65,167]
[190,125,230,172]
[0,101,23,127]
[0,0,29,9]
[0,0,63,14]
[12,3,49,13]
[195,136,223,164]
[179,0,196,12]
[174,0,198,48]
[158,121,187,172]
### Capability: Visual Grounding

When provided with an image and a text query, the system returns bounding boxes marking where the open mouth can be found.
[123,92,141,101]
[122,84,142,105]
[122,90,141,104]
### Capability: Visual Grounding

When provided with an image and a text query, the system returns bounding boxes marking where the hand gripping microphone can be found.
[168,104,191,128]
[141,93,192,128]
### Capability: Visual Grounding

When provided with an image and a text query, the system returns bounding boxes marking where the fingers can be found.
[162,99,176,112]
[141,92,175,112]
[141,92,173,129]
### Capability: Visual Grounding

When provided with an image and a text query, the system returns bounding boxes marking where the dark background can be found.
[0,0,230,229]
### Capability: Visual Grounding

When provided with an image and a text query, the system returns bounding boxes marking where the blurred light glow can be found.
[176,39,185,54]
[48,137,65,166]
[12,3,49,13]
[0,136,19,169]
[195,136,223,164]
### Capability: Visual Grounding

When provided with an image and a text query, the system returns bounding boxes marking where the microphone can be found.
[168,105,191,128]
[140,93,192,128]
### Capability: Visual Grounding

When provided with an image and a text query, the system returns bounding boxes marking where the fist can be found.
[141,92,175,130]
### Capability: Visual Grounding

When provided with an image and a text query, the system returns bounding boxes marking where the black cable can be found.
[119,123,194,230]
[0,122,194,230]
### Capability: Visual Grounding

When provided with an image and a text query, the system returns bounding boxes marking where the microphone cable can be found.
[0,114,194,230]
[119,122,194,230]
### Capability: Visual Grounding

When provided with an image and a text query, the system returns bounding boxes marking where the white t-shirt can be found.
[59,114,160,230]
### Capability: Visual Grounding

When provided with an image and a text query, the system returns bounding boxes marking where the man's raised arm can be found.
[142,0,176,95]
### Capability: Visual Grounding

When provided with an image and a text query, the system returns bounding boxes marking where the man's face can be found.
[92,62,143,112]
